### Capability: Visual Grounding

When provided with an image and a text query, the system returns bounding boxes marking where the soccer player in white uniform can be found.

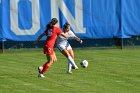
[56,23,83,74]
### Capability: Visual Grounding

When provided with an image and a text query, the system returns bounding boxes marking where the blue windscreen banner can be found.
[0,0,140,41]
[0,0,2,40]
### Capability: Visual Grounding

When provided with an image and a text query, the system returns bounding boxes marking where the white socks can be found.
[67,56,78,72]
[68,62,72,72]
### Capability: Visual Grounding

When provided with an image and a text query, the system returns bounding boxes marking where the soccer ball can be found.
[80,60,88,68]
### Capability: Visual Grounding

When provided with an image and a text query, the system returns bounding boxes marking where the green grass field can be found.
[0,48,140,93]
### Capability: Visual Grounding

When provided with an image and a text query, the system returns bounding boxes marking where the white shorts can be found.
[57,43,72,51]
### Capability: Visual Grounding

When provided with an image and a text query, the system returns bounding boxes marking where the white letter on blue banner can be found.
[51,0,86,33]
[10,0,40,35]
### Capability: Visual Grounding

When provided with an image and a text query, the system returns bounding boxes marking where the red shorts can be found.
[43,46,54,55]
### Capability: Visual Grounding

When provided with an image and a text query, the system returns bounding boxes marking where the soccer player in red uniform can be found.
[34,18,68,78]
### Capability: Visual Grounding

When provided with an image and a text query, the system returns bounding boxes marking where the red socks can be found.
[41,63,49,74]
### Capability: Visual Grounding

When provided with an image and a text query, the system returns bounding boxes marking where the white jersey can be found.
[56,30,75,45]
[56,30,75,51]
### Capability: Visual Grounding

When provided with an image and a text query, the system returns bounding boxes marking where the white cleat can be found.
[75,67,79,70]
[38,74,45,78]
[67,71,72,74]
[38,66,43,73]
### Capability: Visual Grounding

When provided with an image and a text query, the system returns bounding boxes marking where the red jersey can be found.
[44,26,62,48]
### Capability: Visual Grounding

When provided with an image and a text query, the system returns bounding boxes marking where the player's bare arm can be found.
[60,32,69,38]
[34,32,46,45]
[73,36,83,44]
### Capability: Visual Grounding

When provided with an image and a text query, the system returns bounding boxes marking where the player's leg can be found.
[57,45,72,73]
[67,63,72,74]
[68,49,74,59]
[57,44,78,73]
[67,44,78,69]
[61,49,78,68]
[67,49,75,69]
[66,47,74,73]
[61,49,73,74]
[38,54,55,77]
[53,52,57,63]
[38,47,56,77]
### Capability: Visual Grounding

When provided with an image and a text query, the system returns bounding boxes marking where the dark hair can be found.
[64,22,70,28]
[50,18,58,25]
[45,18,58,31]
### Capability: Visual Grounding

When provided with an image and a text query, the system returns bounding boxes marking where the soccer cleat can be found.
[71,66,79,70]
[67,71,72,74]
[38,74,45,78]
[38,66,43,73]
[75,67,79,70]
[71,66,75,69]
